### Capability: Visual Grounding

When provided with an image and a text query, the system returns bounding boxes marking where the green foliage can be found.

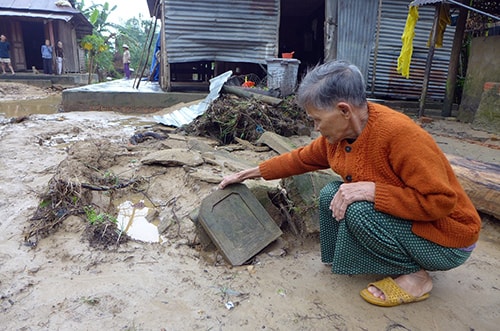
[80,33,113,83]
[103,170,118,185]
[89,10,99,26]
[83,206,117,225]
[74,0,157,80]
[75,1,117,80]
[114,17,159,78]
[82,296,100,306]
[39,199,51,208]
[76,1,117,34]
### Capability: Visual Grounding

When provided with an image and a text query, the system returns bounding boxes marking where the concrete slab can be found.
[0,72,96,87]
[61,79,207,113]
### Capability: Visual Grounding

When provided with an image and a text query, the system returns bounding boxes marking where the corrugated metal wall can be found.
[336,0,379,81]
[164,0,279,64]
[367,0,455,100]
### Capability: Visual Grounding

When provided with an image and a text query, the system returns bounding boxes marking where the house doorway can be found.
[22,21,45,71]
[279,0,325,72]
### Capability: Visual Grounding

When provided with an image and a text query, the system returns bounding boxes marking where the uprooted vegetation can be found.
[24,140,144,248]
[179,94,312,144]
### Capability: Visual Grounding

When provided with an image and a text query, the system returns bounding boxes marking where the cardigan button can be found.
[345,146,352,152]
[346,175,352,182]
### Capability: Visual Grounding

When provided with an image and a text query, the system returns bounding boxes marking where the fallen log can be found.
[222,85,283,106]
[446,154,500,220]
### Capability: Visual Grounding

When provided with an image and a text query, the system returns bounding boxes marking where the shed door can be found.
[11,21,26,71]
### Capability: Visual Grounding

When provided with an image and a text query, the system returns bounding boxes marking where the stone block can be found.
[473,82,500,134]
[282,170,342,234]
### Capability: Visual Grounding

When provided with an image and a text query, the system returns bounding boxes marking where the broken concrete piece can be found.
[141,148,204,167]
[256,131,298,154]
[201,150,257,172]
[245,181,284,228]
[282,170,342,234]
[187,138,216,153]
[186,168,223,184]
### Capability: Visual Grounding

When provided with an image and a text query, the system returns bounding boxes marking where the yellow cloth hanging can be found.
[428,3,451,48]
[397,6,419,79]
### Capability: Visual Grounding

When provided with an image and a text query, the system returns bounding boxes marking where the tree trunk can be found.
[446,154,500,219]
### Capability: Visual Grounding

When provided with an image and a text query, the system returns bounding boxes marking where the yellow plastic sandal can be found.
[360,277,430,307]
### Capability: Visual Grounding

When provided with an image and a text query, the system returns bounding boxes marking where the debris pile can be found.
[178,94,312,144]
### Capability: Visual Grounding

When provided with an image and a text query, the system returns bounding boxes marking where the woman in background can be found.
[55,41,64,75]
[41,39,53,75]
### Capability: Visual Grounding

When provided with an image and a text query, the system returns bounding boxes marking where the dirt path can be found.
[0,88,499,330]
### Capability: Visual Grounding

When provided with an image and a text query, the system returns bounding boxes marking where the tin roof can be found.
[0,0,93,35]
[0,0,82,14]
[1,9,72,21]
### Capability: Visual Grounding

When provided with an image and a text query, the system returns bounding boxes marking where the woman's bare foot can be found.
[367,269,433,300]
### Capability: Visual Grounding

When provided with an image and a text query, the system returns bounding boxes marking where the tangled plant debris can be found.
[178,94,313,144]
[23,140,144,248]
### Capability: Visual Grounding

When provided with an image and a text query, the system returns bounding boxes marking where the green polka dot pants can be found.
[319,181,472,275]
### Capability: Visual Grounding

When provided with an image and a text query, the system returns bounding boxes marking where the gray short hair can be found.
[296,60,367,110]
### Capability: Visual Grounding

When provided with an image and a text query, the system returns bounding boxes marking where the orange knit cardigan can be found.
[259,103,481,248]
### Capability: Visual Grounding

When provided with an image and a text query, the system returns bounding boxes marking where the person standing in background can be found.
[55,41,64,75]
[0,34,15,75]
[122,44,131,79]
[41,39,53,74]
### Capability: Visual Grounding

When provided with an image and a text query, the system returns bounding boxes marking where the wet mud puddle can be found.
[0,95,62,118]
[116,198,161,243]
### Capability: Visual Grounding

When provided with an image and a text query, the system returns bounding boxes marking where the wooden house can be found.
[0,0,92,73]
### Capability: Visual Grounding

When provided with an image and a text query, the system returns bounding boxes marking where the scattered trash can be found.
[223,288,243,297]
[225,301,235,310]
[241,76,255,88]
[266,248,287,258]
[129,131,167,145]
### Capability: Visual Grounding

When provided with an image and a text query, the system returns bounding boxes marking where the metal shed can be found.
[147,0,457,102]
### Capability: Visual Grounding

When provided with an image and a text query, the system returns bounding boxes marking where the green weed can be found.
[84,206,117,225]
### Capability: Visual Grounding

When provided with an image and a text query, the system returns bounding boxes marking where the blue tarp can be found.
[149,34,161,82]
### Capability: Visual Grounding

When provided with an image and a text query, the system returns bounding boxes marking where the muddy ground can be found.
[0,82,499,331]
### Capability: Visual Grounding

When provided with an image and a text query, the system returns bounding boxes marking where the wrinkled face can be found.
[306,104,350,145]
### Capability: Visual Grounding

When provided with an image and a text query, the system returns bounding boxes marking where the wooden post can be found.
[418,5,440,118]
[442,1,468,117]
[160,1,171,91]
[370,0,383,96]
[324,0,338,62]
